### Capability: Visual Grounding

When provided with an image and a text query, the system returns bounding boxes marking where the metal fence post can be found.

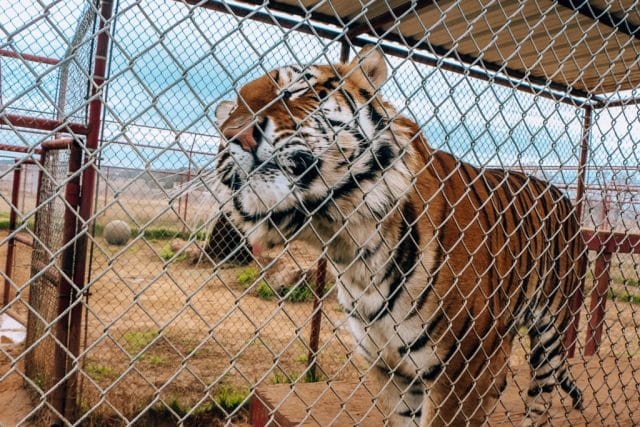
[306,257,327,381]
[584,250,612,356]
[64,0,115,420]
[51,141,83,422]
[565,105,592,358]
[2,161,22,307]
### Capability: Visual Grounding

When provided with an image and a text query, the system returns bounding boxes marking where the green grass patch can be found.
[122,330,159,354]
[256,282,275,300]
[271,369,322,384]
[294,354,308,363]
[281,282,315,303]
[608,288,640,305]
[237,269,329,303]
[271,371,294,384]
[146,354,167,366]
[237,267,259,287]
[0,217,34,231]
[159,244,175,260]
[214,385,249,412]
[158,243,187,261]
[85,362,116,380]
[256,281,329,303]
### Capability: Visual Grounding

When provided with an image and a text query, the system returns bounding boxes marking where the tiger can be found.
[213,45,584,426]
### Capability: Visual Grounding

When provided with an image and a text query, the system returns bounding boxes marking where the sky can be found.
[1,0,639,189]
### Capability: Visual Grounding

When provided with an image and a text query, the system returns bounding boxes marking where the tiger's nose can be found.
[223,124,257,152]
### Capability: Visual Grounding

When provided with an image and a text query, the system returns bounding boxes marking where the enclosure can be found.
[1,0,639,425]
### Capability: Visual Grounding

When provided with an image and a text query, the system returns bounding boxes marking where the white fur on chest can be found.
[334,235,441,372]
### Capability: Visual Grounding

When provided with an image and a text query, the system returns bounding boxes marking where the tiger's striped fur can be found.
[214,45,584,426]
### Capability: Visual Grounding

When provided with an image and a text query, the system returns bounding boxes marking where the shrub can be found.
[159,244,175,260]
[236,267,259,287]
[256,282,275,300]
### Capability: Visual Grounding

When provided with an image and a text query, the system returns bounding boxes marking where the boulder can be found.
[104,220,131,245]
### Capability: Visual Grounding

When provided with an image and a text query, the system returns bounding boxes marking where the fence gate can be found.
[1,0,639,426]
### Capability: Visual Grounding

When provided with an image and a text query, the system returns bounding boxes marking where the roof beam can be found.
[373,42,592,107]
[555,0,640,41]
[594,96,640,108]
[382,32,606,103]
[182,0,342,39]
[346,0,437,39]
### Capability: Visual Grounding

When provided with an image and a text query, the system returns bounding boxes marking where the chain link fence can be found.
[1,0,639,425]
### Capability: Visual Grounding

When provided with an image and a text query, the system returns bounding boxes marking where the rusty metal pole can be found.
[306,258,328,381]
[51,141,83,421]
[565,105,592,358]
[65,0,115,420]
[2,161,22,307]
[50,0,115,422]
[584,250,612,356]
[20,163,27,212]
[305,43,351,380]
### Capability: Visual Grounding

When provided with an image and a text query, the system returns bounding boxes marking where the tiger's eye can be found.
[318,89,327,99]
[282,90,292,100]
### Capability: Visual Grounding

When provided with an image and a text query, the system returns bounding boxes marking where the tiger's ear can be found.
[350,45,387,89]
[215,100,235,124]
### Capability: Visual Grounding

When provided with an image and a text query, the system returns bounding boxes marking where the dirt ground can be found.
[1,228,639,425]
[0,232,35,426]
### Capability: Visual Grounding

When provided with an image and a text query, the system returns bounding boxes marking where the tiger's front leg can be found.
[371,365,427,426]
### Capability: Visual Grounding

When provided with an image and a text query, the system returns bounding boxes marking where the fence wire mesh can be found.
[1,0,640,426]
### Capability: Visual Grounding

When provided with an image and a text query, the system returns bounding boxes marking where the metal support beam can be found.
[346,0,436,39]
[0,49,60,65]
[185,0,342,40]
[382,33,604,104]
[565,105,592,358]
[556,0,640,42]
[2,162,22,307]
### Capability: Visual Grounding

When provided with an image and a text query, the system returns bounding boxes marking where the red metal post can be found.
[584,251,612,356]
[306,257,328,381]
[51,141,82,416]
[51,0,115,421]
[20,164,27,212]
[2,162,22,307]
[41,137,73,151]
[565,105,592,358]
[575,106,592,223]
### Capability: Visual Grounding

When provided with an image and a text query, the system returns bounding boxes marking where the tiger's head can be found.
[214,45,428,251]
